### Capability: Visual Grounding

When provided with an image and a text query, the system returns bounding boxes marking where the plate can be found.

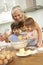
[37,47,43,51]
[16,50,32,56]
[26,46,36,50]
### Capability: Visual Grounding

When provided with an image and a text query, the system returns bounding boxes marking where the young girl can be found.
[9,22,20,42]
[24,17,39,46]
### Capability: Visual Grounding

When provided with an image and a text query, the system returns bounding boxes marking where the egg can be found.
[11,51,15,58]
[2,50,7,56]
[6,50,11,54]
[6,54,12,60]
[0,59,3,65]
[0,54,5,60]
[9,57,13,62]
[3,59,8,65]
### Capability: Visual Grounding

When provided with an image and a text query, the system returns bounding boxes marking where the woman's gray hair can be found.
[11,6,23,14]
[11,6,23,19]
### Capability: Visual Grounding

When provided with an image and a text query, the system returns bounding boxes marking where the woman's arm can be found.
[35,22,42,47]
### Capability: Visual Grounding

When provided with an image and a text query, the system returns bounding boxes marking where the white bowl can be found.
[11,40,28,49]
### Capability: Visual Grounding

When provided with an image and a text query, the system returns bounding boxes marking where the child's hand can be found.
[23,36,27,40]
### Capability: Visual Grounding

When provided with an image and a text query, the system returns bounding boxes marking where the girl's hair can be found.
[11,22,19,34]
[11,22,19,30]
[25,17,36,29]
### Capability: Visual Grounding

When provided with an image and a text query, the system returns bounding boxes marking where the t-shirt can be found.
[9,34,18,42]
[27,30,38,46]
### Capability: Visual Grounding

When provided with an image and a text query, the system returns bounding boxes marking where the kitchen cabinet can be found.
[0,11,13,33]
[26,0,36,8]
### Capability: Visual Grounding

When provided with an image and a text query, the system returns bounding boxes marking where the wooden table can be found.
[7,49,43,65]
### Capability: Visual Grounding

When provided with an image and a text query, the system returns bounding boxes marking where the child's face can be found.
[13,29,19,35]
[26,26,33,31]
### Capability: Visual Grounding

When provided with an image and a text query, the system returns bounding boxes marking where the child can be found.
[24,17,39,46]
[9,22,20,42]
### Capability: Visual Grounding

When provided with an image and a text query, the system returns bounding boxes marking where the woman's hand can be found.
[36,42,42,47]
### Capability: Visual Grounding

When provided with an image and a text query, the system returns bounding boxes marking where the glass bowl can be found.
[11,40,28,49]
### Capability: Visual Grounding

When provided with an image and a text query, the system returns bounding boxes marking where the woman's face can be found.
[12,9,24,22]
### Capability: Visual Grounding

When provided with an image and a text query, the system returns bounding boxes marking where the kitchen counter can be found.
[7,52,43,65]
[7,44,43,65]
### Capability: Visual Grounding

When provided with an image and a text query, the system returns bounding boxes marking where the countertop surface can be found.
[7,44,43,65]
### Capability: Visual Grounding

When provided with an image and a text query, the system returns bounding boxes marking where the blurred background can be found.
[0,0,43,40]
